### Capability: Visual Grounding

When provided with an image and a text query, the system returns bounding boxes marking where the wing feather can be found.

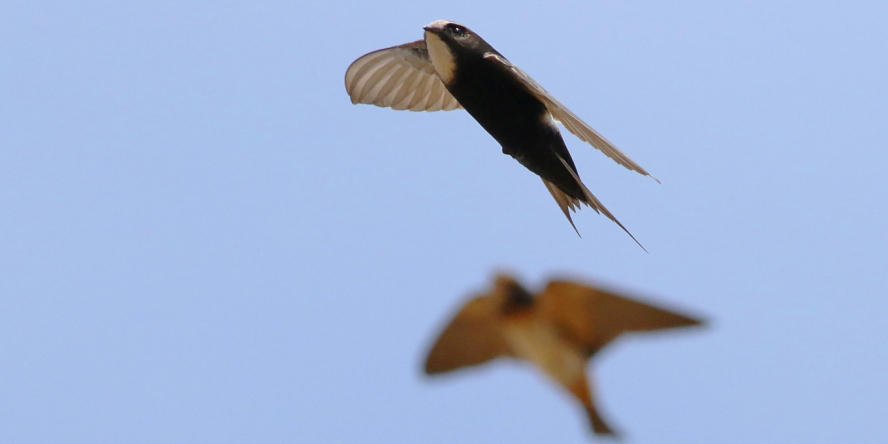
[538,280,704,356]
[424,296,511,374]
[408,74,435,111]
[483,53,655,180]
[345,40,462,112]
[391,69,423,109]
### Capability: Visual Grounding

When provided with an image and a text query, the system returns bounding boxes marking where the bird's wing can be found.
[424,295,511,374]
[483,53,655,180]
[538,279,704,357]
[345,40,462,112]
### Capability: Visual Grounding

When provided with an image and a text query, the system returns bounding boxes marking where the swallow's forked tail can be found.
[545,155,647,252]
[542,178,582,236]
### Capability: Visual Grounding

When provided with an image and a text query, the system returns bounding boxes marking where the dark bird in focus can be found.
[422,274,704,437]
[345,20,656,247]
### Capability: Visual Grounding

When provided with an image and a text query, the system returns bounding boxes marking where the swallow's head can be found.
[423,20,474,40]
[422,20,488,84]
[491,274,535,312]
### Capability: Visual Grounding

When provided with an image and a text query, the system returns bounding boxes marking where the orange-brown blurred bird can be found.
[423,274,704,437]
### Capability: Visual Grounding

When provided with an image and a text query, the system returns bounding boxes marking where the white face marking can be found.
[425,19,452,29]
[424,30,456,84]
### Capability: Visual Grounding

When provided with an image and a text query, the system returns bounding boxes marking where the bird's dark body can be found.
[443,50,586,202]
[346,20,650,244]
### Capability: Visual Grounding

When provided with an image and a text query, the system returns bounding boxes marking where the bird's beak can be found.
[423,21,445,34]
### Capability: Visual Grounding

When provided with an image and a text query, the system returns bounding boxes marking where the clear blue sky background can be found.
[2,1,887,443]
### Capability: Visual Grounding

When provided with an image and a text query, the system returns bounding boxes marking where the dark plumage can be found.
[346,20,656,247]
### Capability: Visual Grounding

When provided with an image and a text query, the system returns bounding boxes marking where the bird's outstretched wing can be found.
[538,279,704,357]
[424,295,511,374]
[483,53,656,180]
[345,40,462,112]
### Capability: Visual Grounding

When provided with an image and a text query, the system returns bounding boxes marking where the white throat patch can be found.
[424,31,457,84]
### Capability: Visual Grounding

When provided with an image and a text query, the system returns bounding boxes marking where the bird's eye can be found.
[447,24,467,37]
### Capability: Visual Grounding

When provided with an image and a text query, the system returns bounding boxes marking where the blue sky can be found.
[2,1,887,442]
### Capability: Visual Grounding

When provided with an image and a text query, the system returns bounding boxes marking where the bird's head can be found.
[491,273,535,312]
[422,20,490,83]
[423,20,473,40]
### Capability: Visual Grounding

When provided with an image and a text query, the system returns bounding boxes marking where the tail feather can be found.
[542,179,581,237]
[585,403,618,437]
[545,155,647,252]
[567,376,620,438]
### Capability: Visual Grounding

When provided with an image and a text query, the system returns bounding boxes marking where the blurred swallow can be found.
[423,274,704,437]
[345,20,656,247]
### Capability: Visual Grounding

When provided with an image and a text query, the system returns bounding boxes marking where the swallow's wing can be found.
[345,40,462,112]
[483,53,655,180]
[424,295,511,374]
[538,280,703,356]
